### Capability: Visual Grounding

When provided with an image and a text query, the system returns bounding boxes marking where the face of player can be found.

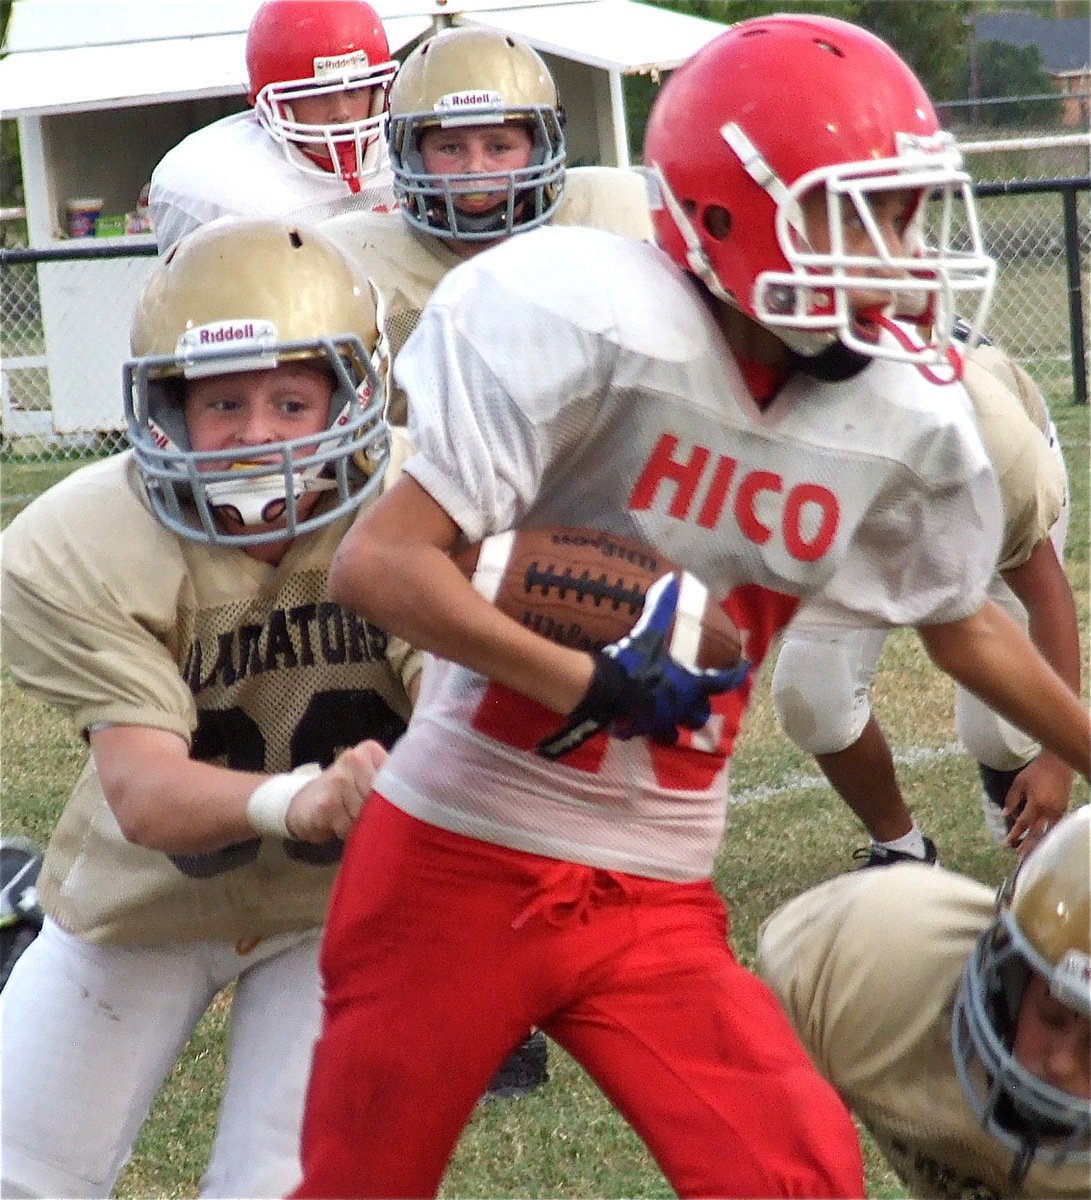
[289,86,375,129]
[799,185,920,321]
[1012,971,1091,1101]
[419,122,534,215]
[184,362,334,549]
[287,86,377,172]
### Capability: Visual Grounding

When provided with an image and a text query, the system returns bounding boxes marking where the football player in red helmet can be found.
[643,13,994,374]
[246,0,396,189]
[149,0,397,253]
[288,17,1086,1200]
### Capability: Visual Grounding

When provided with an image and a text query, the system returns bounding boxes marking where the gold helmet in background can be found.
[952,806,1090,1182]
[387,27,566,241]
[125,217,389,546]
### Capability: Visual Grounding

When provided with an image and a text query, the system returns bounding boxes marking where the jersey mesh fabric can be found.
[149,111,398,252]
[1,444,417,944]
[367,226,1003,882]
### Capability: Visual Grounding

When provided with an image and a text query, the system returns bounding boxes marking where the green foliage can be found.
[858,1,973,100]
[1,0,26,245]
[964,40,1064,127]
[640,1,973,103]
[1,119,24,234]
[628,1,978,159]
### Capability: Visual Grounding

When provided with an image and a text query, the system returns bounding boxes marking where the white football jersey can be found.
[149,111,397,253]
[788,343,1065,638]
[375,224,1003,882]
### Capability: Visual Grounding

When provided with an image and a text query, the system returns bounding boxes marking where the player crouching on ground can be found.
[759,805,1090,1197]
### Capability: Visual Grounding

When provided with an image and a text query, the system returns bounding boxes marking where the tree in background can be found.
[963,39,1064,127]
[1,0,27,245]
[857,0,972,100]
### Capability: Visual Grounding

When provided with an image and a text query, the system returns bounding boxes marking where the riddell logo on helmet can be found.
[191,322,257,345]
[436,90,503,111]
[314,51,370,76]
[176,320,279,378]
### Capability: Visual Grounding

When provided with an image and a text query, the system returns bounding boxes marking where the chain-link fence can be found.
[2,133,1088,461]
[1,254,50,446]
[958,132,1090,409]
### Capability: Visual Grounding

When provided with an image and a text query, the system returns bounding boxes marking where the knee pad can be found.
[771,635,877,756]
[955,689,1038,771]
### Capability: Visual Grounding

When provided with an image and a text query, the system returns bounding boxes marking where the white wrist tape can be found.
[246,763,322,839]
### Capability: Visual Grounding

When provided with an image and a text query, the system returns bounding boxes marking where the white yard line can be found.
[728,742,963,806]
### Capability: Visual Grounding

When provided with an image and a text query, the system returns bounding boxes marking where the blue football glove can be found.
[537,573,751,761]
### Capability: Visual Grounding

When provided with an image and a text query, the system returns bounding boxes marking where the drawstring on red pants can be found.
[512,864,632,930]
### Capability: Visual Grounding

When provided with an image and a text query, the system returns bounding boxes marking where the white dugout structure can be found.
[0,0,726,443]
[0,4,1087,450]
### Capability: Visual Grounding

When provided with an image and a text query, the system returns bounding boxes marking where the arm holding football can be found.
[329,476,600,714]
[539,574,751,760]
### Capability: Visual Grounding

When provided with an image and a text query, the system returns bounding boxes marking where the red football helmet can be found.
[246,0,396,189]
[643,14,995,367]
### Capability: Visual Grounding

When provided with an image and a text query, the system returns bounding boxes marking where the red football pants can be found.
[294,795,864,1199]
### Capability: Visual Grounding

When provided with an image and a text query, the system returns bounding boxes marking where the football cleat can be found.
[978,762,1025,844]
[1,837,45,990]
[852,836,938,870]
[483,1029,549,1101]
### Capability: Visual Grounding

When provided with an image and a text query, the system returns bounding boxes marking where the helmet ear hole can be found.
[702,205,732,241]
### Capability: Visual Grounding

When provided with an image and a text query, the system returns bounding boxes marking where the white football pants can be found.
[0,917,322,1198]
[773,421,1069,769]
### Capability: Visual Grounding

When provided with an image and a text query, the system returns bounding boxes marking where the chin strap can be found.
[875,315,963,385]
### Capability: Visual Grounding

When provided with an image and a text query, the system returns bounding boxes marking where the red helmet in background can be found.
[643,14,995,366]
[246,0,396,188]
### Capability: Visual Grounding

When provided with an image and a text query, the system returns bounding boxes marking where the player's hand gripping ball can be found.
[451,527,749,758]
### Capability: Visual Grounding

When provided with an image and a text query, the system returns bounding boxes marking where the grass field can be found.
[1,401,1088,1198]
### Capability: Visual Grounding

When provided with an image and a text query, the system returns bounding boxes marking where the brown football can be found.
[451,526,742,669]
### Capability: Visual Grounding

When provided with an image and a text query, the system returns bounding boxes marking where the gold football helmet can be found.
[952,806,1091,1182]
[125,217,390,546]
[387,27,566,241]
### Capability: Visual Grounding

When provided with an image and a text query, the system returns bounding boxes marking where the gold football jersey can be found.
[2,436,417,944]
[322,165,655,423]
[962,347,1065,574]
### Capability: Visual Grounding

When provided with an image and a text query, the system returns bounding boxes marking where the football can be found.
[451,526,742,669]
